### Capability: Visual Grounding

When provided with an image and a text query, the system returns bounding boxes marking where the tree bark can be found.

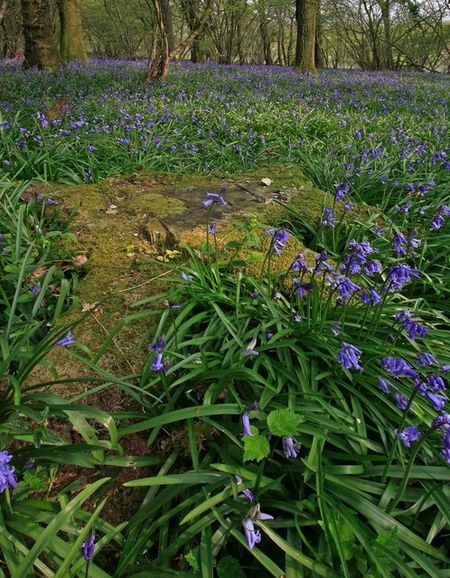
[58,0,87,63]
[295,0,318,74]
[160,0,174,54]
[22,0,59,69]
[314,0,323,68]
[258,0,272,65]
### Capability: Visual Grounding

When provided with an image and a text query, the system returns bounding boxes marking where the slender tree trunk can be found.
[22,0,59,69]
[147,0,169,80]
[258,0,272,65]
[314,0,323,68]
[0,0,8,24]
[58,0,87,63]
[295,0,318,73]
[380,0,392,69]
[160,0,174,54]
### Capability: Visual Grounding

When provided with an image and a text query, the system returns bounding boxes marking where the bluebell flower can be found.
[381,357,417,379]
[361,289,381,306]
[328,274,360,301]
[425,391,447,411]
[149,336,167,353]
[282,436,299,458]
[337,342,363,371]
[242,412,253,436]
[392,233,407,256]
[31,284,41,298]
[209,223,217,234]
[442,429,450,464]
[322,207,335,228]
[397,426,421,447]
[243,517,261,549]
[0,450,17,493]
[427,374,446,391]
[417,353,439,367]
[387,264,420,291]
[296,282,313,298]
[291,252,311,273]
[55,331,75,347]
[241,338,259,357]
[266,228,290,254]
[151,352,165,373]
[378,377,396,394]
[202,192,227,208]
[331,322,341,336]
[180,272,194,282]
[363,260,381,276]
[82,532,95,561]
[334,182,349,201]
[293,311,301,323]
[235,475,254,502]
[394,392,409,410]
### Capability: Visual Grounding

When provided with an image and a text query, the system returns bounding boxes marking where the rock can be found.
[260,178,272,187]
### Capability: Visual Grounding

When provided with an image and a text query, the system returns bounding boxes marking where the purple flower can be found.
[427,374,446,391]
[55,330,75,347]
[425,391,447,411]
[243,518,261,549]
[328,274,360,301]
[442,429,450,464]
[149,336,167,353]
[266,228,290,254]
[202,192,227,208]
[417,353,439,367]
[282,436,299,458]
[361,289,381,306]
[431,213,445,230]
[344,202,353,212]
[0,450,17,493]
[363,260,382,276]
[31,284,41,298]
[180,272,193,282]
[291,252,311,273]
[242,412,253,436]
[151,352,165,373]
[235,475,254,502]
[394,392,409,410]
[381,357,417,379]
[387,264,420,291]
[378,377,396,394]
[82,532,95,561]
[296,282,313,298]
[322,207,335,228]
[397,426,421,447]
[334,182,350,201]
[337,342,363,371]
[392,233,407,257]
[293,311,301,323]
[241,338,259,357]
[209,223,217,234]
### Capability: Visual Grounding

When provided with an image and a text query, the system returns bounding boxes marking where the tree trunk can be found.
[22,0,59,69]
[147,0,169,80]
[314,0,323,68]
[182,0,208,63]
[295,0,318,74]
[58,0,87,63]
[160,0,174,54]
[258,0,272,65]
[380,0,392,69]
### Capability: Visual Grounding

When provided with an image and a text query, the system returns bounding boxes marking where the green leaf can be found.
[267,408,302,437]
[243,435,270,462]
[217,556,246,578]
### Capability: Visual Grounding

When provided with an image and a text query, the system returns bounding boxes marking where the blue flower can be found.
[0,450,17,493]
[31,284,41,298]
[397,426,421,447]
[241,412,253,436]
[82,532,95,561]
[55,331,75,347]
[381,357,417,379]
[442,429,450,464]
[235,475,254,502]
[180,272,194,282]
[387,264,420,291]
[334,182,349,201]
[282,436,299,458]
[149,336,167,353]
[151,352,165,373]
[361,289,381,306]
[241,338,259,357]
[378,377,396,394]
[426,374,446,391]
[202,192,227,208]
[337,342,363,371]
[322,207,335,228]
[243,517,261,549]
[425,391,447,411]
[266,228,290,254]
[394,392,409,410]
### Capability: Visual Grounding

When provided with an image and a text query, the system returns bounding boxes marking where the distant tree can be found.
[146,0,213,80]
[295,0,319,73]
[21,0,59,69]
[58,0,87,63]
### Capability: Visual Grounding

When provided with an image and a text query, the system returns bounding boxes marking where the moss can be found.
[28,166,361,393]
